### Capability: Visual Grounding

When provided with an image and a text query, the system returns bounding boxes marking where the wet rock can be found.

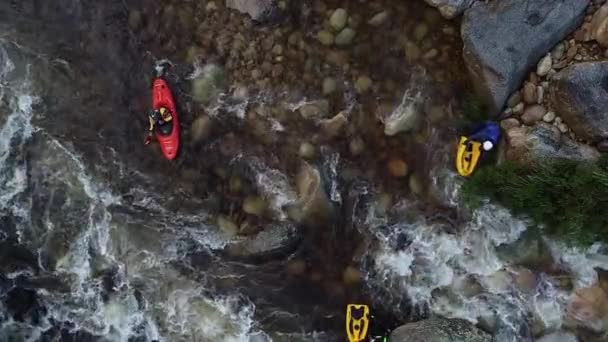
[537,331,578,342]
[405,42,421,62]
[343,266,362,285]
[505,123,600,163]
[512,102,524,115]
[549,62,608,143]
[423,0,475,19]
[536,86,544,104]
[536,54,553,77]
[507,91,521,108]
[335,28,356,46]
[243,196,267,217]
[383,87,425,136]
[590,3,608,48]
[521,104,546,125]
[567,285,608,332]
[128,10,142,31]
[286,259,306,276]
[387,158,408,178]
[319,112,348,138]
[368,11,389,26]
[298,100,330,120]
[295,163,333,222]
[226,0,277,22]
[500,118,520,130]
[597,140,608,152]
[217,216,239,238]
[522,82,537,105]
[190,115,213,144]
[317,30,335,46]
[330,8,348,31]
[354,75,372,93]
[461,0,589,116]
[298,142,316,159]
[225,223,301,260]
[349,137,365,156]
[322,77,337,95]
[408,173,423,195]
[390,317,491,342]
[413,23,429,41]
[192,64,225,105]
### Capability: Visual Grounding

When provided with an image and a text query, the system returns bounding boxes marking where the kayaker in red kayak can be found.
[144,107,173,145]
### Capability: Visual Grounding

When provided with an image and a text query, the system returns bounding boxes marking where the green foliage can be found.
[461,156,608,246]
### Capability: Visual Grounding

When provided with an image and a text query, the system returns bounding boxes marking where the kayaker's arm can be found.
[144,115,155,145]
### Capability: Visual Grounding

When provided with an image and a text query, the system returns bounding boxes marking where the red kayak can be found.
[152,78,179,160]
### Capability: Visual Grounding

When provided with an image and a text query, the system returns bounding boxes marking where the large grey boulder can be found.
[424,0,475,19]
[549,62,608,143]
[505,123,600,163]
[461,0,589,116]
[390,317,491,342]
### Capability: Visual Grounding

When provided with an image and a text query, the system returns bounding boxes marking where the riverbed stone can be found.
[298,142,316,159]
[567,285,608,332]
[322,77,337,95]
[317,30,335,46]
[522,82,537,105]
[242,196,267,217]
[521,105,546,125]
[390,317,491,342]
[537,332,578,342]
[296,163,333,222]
[590,3,608,48]
[387,158,408,178]
[500,118,520,130]
[368,11,389,26]
[536,54,553,77]
[505,123,600,163]
[226,0,277,22]
[190,115,213,143]
[330,8,348,31]
[192,64,225,105]
[461,0,589,116]
[423,0,475,19]
[354,76,372,93]
[543,111,556,123]
[335,28,356,46]
[549,62,608,143]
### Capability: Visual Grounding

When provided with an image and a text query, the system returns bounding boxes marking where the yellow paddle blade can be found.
[456,136,482,177]
[346,304,370,342]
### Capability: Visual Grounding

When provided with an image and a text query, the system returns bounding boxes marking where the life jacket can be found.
[159,107,172,122]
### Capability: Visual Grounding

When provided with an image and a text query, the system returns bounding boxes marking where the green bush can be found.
[461,156,608,246]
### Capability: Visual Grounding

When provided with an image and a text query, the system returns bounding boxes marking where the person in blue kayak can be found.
[465,121,501,151]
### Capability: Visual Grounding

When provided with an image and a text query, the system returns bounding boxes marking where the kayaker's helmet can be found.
[483,141,494,151]
[159,107,167,116]
[150,109,161,121]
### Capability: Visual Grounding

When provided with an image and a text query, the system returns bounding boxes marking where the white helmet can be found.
[482,141,494,151]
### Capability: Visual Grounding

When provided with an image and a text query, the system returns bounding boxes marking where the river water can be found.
[0,1,607,342]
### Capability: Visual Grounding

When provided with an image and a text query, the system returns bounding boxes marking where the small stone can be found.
[423,49,439,59]
[507,91,522,108]
[299,100,329,120]
[287,259,306,276]
[501,118,520,130]
[536,86,544,104]
[405,42,421,62]
[217,216,238,237]
[542,111,556,123]
[555,116,562,124]
[521,105,547,125]
[299,142,316,159]
[349,137,365,156]
[317,30,335,46]
[387,158,408,177]
[368,11,389,26]
[427,105,444,123]
[229,176,242,193]
[597,140,608,152]
[322,77,337,95]
[558,123,568,133]
[567,45,578,60]
[354,76,372,93]
[335,28,356,46]
[190,115,213,143]
[320,112,348,138]
[343,266,362,285]
[330,8,348,31]
[206,1,217,11]
[408,173,423,195]
[551,42,566,60]
[413,23,429,41]
[242,196,267,217]
[128,10,142,30]
[522,82,537,104]
[536,54,553,76]
[512,102,525,115]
